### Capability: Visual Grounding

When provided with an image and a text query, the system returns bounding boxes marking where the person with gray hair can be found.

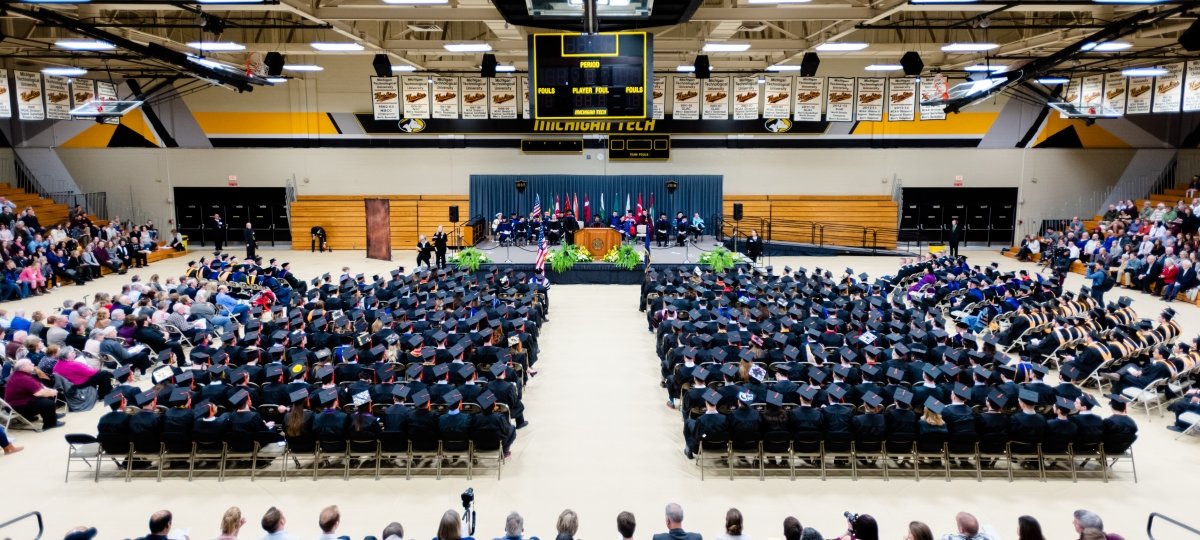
[381,522,404,540]
[1071,511,1121,540]
[495,512,535,540]
[2,358,61,430]
[651,503,701,540]
[940,512,993,540]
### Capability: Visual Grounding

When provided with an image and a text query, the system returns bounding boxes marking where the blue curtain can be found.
[468,174,723,234]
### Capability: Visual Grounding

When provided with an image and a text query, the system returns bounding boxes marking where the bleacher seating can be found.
[289,195,474,251]
[721,195,899,249]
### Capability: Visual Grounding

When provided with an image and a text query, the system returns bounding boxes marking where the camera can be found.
[461,488,474,510]
[844,512,859,525]
[461,488,476,537]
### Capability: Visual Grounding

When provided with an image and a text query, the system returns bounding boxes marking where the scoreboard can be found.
[529,32,652,120]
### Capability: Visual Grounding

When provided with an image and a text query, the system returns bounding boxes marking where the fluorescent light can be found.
[266,77,288,83]
[382,0,448,3]
[964,64,1007,72]
[865,64,903,71]
[766,65,803,71]
[757,78,766,84]
[1094,0,1165,3]
[391,65,417,72]
[911,0,978,3]
[746,0,811,3]
[41,67,87,76]
[187,55,230,71]
[703,43,751,52]
[196,0,266,3]
[283,64,324,72]
[55,39,114,51]
[816,42,868,52]
[24,0,89,3]
[496,65,517,72]
[187,41,246,51]
[1035,77,1070,85]
[1081,41,1132,52]
[444,43,492,52]
[941,43,998,52]
[676,65,695,72]
[1122,67,1167,77]
[311,42,364,52]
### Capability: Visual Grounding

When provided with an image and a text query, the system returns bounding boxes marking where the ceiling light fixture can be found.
[496,65,517,72]
[311,42,364,52]
[964,64,1007,72]
[1122,67,1167,76]
[391,65,417,72]
[187,41,246,51]
[1081,41,1132,51]
[1035,77,1070,85]
[55,39,114,50]
[766,64,804,71]
[41,67,87,76]
[941,43,998,52]
[676,65,695,72]
[266,77,288,83]
[703,42,751,52]
[865,64,903,71]
[816,42,869,52]
[283,64,324,71]
[444,43,492,52]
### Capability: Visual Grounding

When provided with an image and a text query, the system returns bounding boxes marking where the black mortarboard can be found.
[431,363,450,377]
[765,391,784,407]
[228,389,249,407]
[391,385,411,400]
[832,364,851,378]
[442,388,463,405]
[702,388,722,405]
[798,385,818,401]
[940,363,962,377]
[103,390,125,407]
[410,389,431,406]
[456,363,476,379]
[316,388,338,406]
[952,383,972,400]
[316,365,335,380]
[1105,393,1130,404]
[719,362,740,378]
[807,367,827,383]
[265,364,284,378]
[973,366,992,380]
[176,370,195,385]
[692,365,711,381]
[987,391,1008,408]
[134,390,157,407]
[862,391,883,408]
[1056,396,1076,412]
[922,365,941,379]
[1018,389,1039,404]
[924,397,945,415]
[477,390,497,409]
[827,384,847,401]
[893,387,914,406]
[1078,393,1099,409]
[288,388,309,404]
[886,367,905,382]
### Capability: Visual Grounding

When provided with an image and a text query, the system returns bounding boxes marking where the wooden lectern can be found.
[575,227,623,259]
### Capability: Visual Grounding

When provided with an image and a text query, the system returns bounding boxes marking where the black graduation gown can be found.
[1008,411,1047,445]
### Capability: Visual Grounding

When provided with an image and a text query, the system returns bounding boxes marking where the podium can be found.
[575,227,623,259]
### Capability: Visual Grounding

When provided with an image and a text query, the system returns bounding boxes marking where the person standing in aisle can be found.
[244,222,257,260]
[211,213,226,251]
[948,218,962,257]
[433,225,449,269]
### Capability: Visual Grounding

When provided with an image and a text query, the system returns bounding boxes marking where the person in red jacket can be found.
[1158,259,1179,294]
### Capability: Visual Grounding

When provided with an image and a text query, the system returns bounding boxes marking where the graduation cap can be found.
[150,366,175,385]
[711,349,728,363]
[719,362,740,378]
[894,343,910,355]
[1118,296,1133,308]
[987,391,1008,409]
[352,390,372,407]
[886,367,906,382]
[765,390,784,407]
[783,345,800,360]
[692,365,711,381]
[893,387,914,407]
[924,397,945,415]
[973,366,992,380]
[391,385,411,400]
[103,390,125,407]
[265,364,284,379]
[288,388,309,404]
[431,363,450,378]
[807,367,827,383]
[477,390,497,410]
[702,388,723,405]
[490,362,508,378]
[952,383,972,401]
[1105,393,1130,404]
[1018,389,1039,405]
[374,363,396,381]
[315,365,335,381]
[410,389,431,407]
[228,389,250,408]
[456,363,476,379]
[832,364,851,378]
[1077,393,1099,409]
[316,388,339,406]
[860,363,881,378]
[826,384,848,401]
[922,365,941,380]
[406,335,425,348]
[940,363,962,377]
[859,391,882,408]
[1055,396,1076,412]
[797,384,819,401]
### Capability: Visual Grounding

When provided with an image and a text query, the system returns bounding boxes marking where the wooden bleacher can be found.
[288,195,474,251]
[722,195,899,249]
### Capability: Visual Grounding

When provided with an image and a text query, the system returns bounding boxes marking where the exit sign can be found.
[953,175,964,187]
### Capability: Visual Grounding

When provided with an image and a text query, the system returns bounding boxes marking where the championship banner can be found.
[520,77,530,118]
[1182,60,1200,112]
[370,76,400,121]
[826,77,854,122]
[732,76,759,120]
[96,80,118,124]
[887,78,916,122]
[0,70,13,119]
[1102,71,1127,114]
[1152,63,1184,113]
[43,75,70,120]
[1065,79,1081,105]
[672,76,700,120]
[71,78,96,112]
[1081,75,1103,107]
[763,76,791,119]
[920,75,947,120]
[702,76,730,120]
[489,77,518,119]
[460,77,489,120]
[14,70,44,121]
[651,76,666,120]
[431,76,460,119]
[855,77,884,122]
[792,77,822,122]
[1126,76,1153,115]
[401,76,430,119]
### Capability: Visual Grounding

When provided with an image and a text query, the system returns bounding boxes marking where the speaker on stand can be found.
[732,203,743,256]
[448,205,461,253]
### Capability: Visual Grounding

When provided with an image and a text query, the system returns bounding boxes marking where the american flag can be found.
[533,194,548,270]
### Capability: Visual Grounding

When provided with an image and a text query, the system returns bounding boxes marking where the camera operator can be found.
[833,513,878,540]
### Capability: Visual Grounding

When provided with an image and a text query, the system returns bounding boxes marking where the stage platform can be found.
[468,239,742,284]
[470,238,726,265]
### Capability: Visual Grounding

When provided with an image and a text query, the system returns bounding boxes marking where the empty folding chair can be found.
[63,433,102,483]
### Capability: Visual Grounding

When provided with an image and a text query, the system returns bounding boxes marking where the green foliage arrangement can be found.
[547,244,592,273]
[602,244,643,271]
[697,246,743,273]
[449,247,491,272]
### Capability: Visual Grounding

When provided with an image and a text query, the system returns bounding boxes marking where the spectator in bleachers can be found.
[1016,517,1044,540]
[834,514,878,540]
[497,512,532,540]
[1071,511,1121,540]
[4,358,61,430]
[906,522,933,540]
[216,507,248,540]
[382,522,405,540]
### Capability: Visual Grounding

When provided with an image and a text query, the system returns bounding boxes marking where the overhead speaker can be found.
[694,55,711,79]
[264,52,284,77]
[733,203,744,221]
[1180,19,1200,52]
[371,54,391,77]
[799,52,820,77]
[481,53,498,78]
[901,51,924,76]
[449,205,460,223]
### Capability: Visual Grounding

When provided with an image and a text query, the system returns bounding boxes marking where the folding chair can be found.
[96,432,133,482]
[377,431,411,480]
[882,434,916,481]
[409,433,440,478]
[791,431,825,480]
[946,432,980,481]
[1100,434,1139,483]
[730,437,763,481]
[157,431,194,482]
[697,436,731,481]
[189,432,225,481]
[853,435,885,480]
[220,432,263,482]
[469,434,505,480]
[914,433,949,482]
[346,432,380,480]
[823,432,856,479]
[63,433,102,483]
[1122,378,1168,421]
[1174,411,1200,440]
[976,433,1010,480]
[313,438,349,481]
[281,433,317,482]
[0,396,41,432]
[1007,441,1045,482]
[438,434,471,479]
[761,431,793,480]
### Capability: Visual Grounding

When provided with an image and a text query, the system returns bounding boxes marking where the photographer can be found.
[834,513,878,540]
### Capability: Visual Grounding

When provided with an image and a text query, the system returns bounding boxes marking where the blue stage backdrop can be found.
[469,175,723,234]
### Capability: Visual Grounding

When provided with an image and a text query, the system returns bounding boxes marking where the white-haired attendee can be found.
[2,358,61,430]
[99,326,152,374]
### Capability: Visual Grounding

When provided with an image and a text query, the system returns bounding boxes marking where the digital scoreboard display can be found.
[529,32,652,120]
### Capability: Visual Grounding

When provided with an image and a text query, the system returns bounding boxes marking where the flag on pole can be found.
[554,195,560,213]
[626,193,631,213]
[531,193,542,221]
[636,193,643,217]
[584,195,591,223]
[643,217,652,266]
[573,193,579,218]
[534,195,548,271]
[599,193,605,220]
[649,193,655,217]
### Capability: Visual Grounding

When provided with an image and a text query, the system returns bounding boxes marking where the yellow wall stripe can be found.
[61,124,117,149]
[1033,114,1129,148]
[194,112,339,135]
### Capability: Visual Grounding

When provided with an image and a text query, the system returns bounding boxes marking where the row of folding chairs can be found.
[695,434,1137,483]
[63,431,506,483]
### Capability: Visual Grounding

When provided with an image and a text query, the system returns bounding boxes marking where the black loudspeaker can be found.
[694,55,711,79]
[449,205,460,223]
[264,52,284,76]
[481,54,498,78]
[733,203,744,221]
[372,54,391,77]
[1180,20,1200,52]
[901,51,924,76]
[799,52,820,77]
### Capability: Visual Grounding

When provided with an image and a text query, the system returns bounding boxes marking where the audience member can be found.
[497,512,533,540]
[381,522,405,540]
[652,503,701,540]
[617,512,637,540]
[940,513,992,540]
[260,507,298,540]
[317,505,343,540]
[556,510,579,540]
[437,510,473,540]
[834,514,878,540]
[1016,516,1044,540]
[906,522,933,540]
[217,507,247,540]
[782,518,801,540]
[4,358,61,430]
[136,510,179,540]
[716,509,749,540]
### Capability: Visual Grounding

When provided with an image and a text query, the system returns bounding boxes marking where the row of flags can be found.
[542,192,660,224]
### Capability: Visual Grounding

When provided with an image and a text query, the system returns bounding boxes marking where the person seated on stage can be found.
[495,218,513,246]
[691,213,706,240]
[674,213,690,247]
[655,213,670,248]
[513,215,529,245]
[491,213,504,241]
[622,212,637,241]
[590,215,605,228]
[548,214,563,245]
[608,211,622,230]
[562,211,579,245]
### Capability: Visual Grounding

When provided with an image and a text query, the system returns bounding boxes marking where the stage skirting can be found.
[475,262,747,285]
